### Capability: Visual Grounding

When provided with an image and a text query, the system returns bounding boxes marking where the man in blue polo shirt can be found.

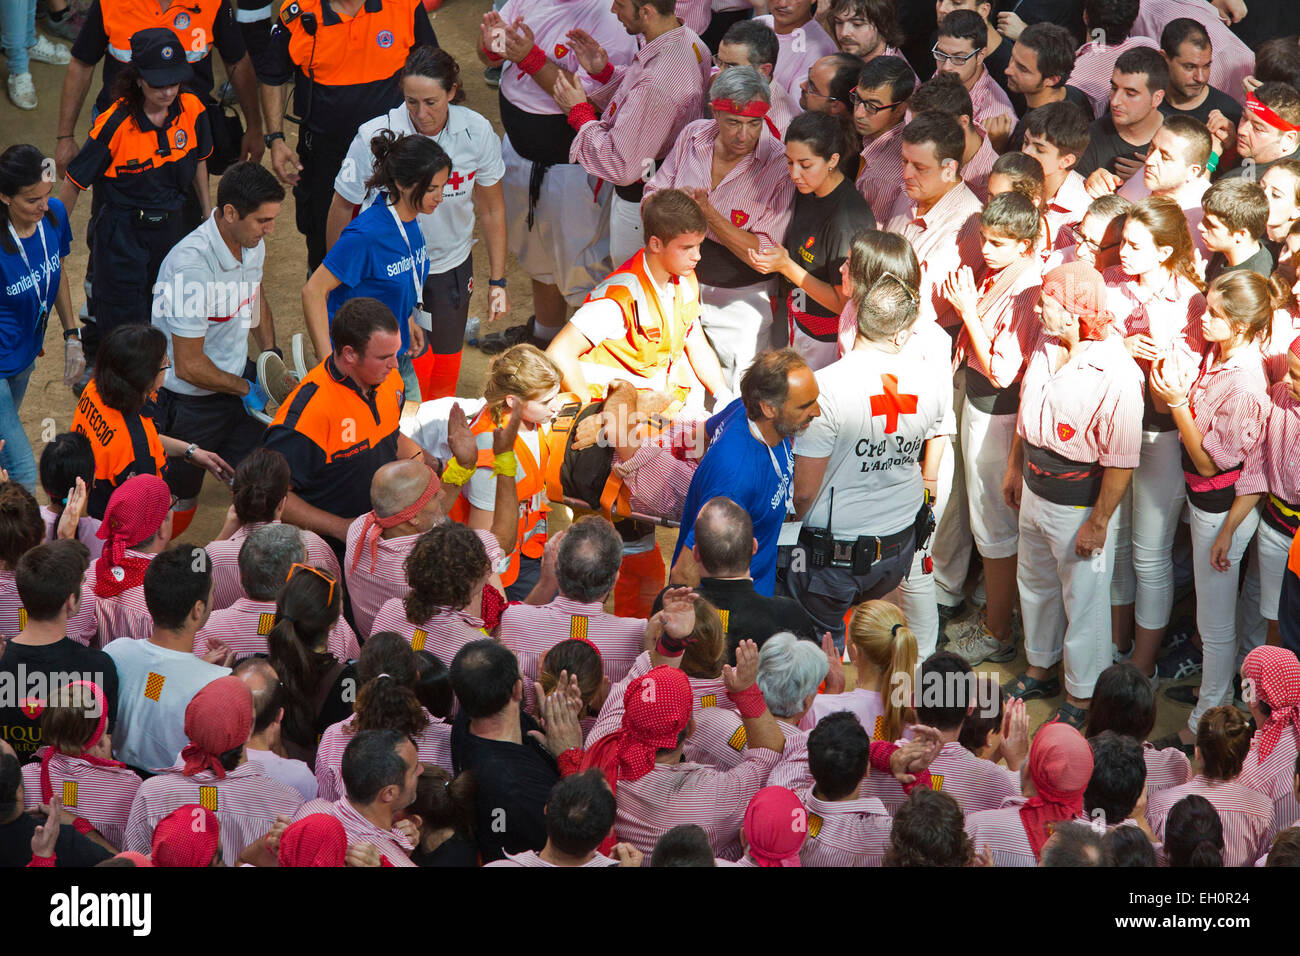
[670,348,821,595]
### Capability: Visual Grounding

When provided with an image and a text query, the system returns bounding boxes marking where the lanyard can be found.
[8,218,52,324]
[386,199,425,307]
[749,417,794,512]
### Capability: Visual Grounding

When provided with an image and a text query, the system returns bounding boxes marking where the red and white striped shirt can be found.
[1263,309,1300,385]
[1143,740,1192,799]
[962,128,999,202]
[313,709,453,803]
[855,122,906,225]
[1188,342,1269,474]
[499,594,647,690]
[207,521,341,612]
[865,739,1022,815]
[370,598,487,667]
[40,505,103,560]
[0,569,98,647]
[192,596,360,664]
[799,786,891,866]
[1132,0,1254,107]
[754,14,839,94]
[1240,382,1300,501]
[1044,171,1091,252]
[956,263,1043,390]
[1071,35,1160,118]
[88,550,157,643]
[21,749,142,847]
[966,797,1090,867]
[675,0,711,35]
[485,848,619,867]
[1147,775,1274,867]
[1104,268,1206,365]
[645,119,795,251]
[1017,330,1144,467]
[292,796,416,866]
[123,762,305,863]
[766,79,801,137]
[967,67,1014,130]
[571,24,713,185]
[884,182,984,329]
[687,710,805,774]
[609,418,704,520]
[1238,726,1300,839]
[588,653,738,746]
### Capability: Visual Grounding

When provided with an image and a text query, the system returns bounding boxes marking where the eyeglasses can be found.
[930,44,980,66]
[1068,225,1120,254]
[157,361,172,375]
[850,89,906,114]
[712,55,747,71]
[169,494,180,512]
[287,562,337,606]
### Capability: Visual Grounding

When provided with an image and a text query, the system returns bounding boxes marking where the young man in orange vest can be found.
[546,187,729,616]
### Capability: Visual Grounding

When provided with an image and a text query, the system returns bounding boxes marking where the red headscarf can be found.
[278,814,348,867]
[94,474,169,597]
[349,466,441,574]
[1242,646,1300,760]
[1019,722,1094,860]
[181,676,254,778]
[581,666,693,791]
[151,804,220,867]
[743,786,806,867]
[39,680,127,804]
[1042,262,1114,342]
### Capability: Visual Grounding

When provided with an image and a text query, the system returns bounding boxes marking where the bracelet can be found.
[592,61,615,85]
[728,683,767,719]
[518,44,547,76]
[63,328,80,341]
[492,450,517,477]
[1167,399,1188,409]
[57,134,74,140]
[441,459,476,486]
[655,630,688,658]
[488,277,507,289]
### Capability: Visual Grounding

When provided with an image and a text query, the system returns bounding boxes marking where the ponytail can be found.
[364,130,451,209]
[266,617,332,749]
[848,600,917,742]
[350,631,429,737]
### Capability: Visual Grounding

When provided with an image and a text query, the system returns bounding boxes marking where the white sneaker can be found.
[28,35,70,65]
[948,622,1017,665]
[8,73,36,110]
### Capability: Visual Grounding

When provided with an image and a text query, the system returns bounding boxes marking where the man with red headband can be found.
[150,804,222,867]
[965,721,1095,866]
[1238,645,1300,835]
[1220,83,1300,181]
[122,676,303,863]
[1003,263,1142,731]
[87,475,173,643]
[643,67,795,391]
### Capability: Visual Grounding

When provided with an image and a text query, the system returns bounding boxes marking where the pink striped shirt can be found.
[1143,740,1192,799]
[207,521,340,612]
[588,652,738,746]
[571,24,713,185]
[609,417,704,520]
[688,710,805,775]
[0,569,98,647]
[89,552,155,644]
[1147,775,1274,867]
[754,15,839,94]
[1263,309,1300,385]
[866,739,1022,815]
[123,762,305,863]
[799,786,891,866]
[1044,171,1091,251]
[957,262,1044,390]
[40,505,103,560]
[313,709,452,803]
[1071,36,1161,119]
[1237,726,1300,840]
[192,597,360,664]
[292,796,416,866]
[766,79,801,137]
[1103,268,1207,363]
[855,121,906,224]
[370,598,487,667]
[1132,0,1254,107]
[645,118,795,250]
[486,848,619,867]
[967,66,1014,130]
[962,128,999,202]
[1240,382,1300,500]
[1017,330,1144,467]
[21,749,142,847]
[499,594,647,690]
[1188,342,1269,473]
[885,182,984,330]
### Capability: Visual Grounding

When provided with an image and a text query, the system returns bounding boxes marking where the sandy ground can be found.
[4,2,1197,739]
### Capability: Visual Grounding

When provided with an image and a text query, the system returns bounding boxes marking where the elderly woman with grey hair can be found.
[643,66,797,392]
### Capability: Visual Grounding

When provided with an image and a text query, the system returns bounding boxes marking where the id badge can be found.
[414,307,433,331]
[778,520,802,547]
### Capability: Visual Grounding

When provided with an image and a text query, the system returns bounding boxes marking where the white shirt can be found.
[245,746,319,802]
[795,345,953,535]
[153,212,266,397]
[102,638,230,771]
[336,104,505,275]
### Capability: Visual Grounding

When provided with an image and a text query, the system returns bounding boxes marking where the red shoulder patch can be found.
[1057,423,1076,442]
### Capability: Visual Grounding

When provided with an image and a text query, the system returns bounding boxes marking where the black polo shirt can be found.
[1074,115,1153,179]
[653,577,820,663]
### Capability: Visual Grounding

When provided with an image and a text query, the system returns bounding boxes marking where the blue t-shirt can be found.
[672,398,794,596]
[323,195,428,355]
[0,199,72,377]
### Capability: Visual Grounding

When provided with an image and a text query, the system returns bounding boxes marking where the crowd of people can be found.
[2,0,1300,868]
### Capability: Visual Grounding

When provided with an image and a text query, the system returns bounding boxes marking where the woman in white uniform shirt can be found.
[328,46,509,400]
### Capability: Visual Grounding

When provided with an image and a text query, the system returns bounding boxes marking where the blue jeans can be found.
[1,0,37,74]
[0,361,37,492]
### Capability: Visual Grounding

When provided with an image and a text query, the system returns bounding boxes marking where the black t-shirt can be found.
[652,577,819,663]
[986,36,1015,98]
[1206,244,1275,284]
[1218,145,1300,182]
[1160,86,1243,127]
[1074,116,1151,179]
[0,817,113,868]
[1008,86,1092,153]
[413,832,478,867]
[0,639,119,764]
[782,177,875,340]
[996,0,1085,45]
[451,711,558,863]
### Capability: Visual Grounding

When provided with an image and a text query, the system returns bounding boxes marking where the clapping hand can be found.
[723,639,760,693]
[566,28,609,77]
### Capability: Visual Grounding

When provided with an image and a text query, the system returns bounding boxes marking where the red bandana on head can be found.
[1242,646,1300,760]
[1247,92,1300,133]
[94,474,170,598]
[580,667,693,792]
[181,677,254,779]
[279,814,348,867]
[1018,722,1093,860]
[152,804,220,867]
[349,465,441,574]
[743,786,807,866]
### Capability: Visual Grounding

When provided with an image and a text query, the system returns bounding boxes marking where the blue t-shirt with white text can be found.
[0,198,72,377]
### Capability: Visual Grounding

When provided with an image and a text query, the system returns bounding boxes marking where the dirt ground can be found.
[5,3,1196,738]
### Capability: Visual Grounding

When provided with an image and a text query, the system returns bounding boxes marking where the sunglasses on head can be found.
[287,563,337,606]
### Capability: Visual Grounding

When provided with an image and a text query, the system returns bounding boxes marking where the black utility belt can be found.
[797,524,913,574]
[124,208,171,227]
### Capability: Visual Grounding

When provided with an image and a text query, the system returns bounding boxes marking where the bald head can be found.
[694,497,755,577]
[371,460,437,519]
[233,657,284,735]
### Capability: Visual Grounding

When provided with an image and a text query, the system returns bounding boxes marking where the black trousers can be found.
[89,204,186,339]
[296,129,352,272]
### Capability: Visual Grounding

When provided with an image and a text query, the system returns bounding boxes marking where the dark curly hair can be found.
[232,448,292,524]
[0,482,44,570]
[351,631,430,738]
[403,524,490,624]
[884,788,974,867]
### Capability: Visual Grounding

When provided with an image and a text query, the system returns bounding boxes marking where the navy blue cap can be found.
[130,28,192,88]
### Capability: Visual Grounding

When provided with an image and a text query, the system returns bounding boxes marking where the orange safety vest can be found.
[102,0,224,65]
[448,407,548,587]
[579,250,700,399]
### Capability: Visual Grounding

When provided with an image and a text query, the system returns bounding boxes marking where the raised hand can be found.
[724,638,760,693]
[658,586,698,640]
[821,632,846,695]
[565,28,609,77]
[447,401,479,468]
[55,477,87,541]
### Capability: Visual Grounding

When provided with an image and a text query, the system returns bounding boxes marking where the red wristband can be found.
[868,741,933,794]
[728,684,767,719]
[566,101,598,131]
[557,747,585,777]
[27,853,56,867]
[655,634,687,658]
[592,61,615,84]
[72,816,94,835]
[480,42,504,64]
[519,44,547,76]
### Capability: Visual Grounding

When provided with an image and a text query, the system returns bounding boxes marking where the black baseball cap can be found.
[130,28,192,88]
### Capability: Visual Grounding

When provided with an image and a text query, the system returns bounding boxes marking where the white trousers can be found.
[699,280,774,392]
[610,194,644,268]
[1236,515,1289,659]
[961,399,1019,559]
[1018,484,1115,700]
[1109,429,1186,626]
[934,369,972,606]
[1188,500,1260,733]
[893,547,939,661]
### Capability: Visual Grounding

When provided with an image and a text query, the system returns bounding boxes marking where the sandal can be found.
[1051,701,1088,731]
[1003,672,1061,701]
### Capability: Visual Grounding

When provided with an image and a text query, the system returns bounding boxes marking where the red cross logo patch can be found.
[446,169,475,190]
[1057,423,1076,442]
[869,374,919,434]
[554,43,569,59]
[731,209,749,227]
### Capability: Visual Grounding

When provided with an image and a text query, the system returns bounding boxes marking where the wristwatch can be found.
[185,443,198,461]
[264,131,286,148]
[488,277,508,289]
[63,328,80,341]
